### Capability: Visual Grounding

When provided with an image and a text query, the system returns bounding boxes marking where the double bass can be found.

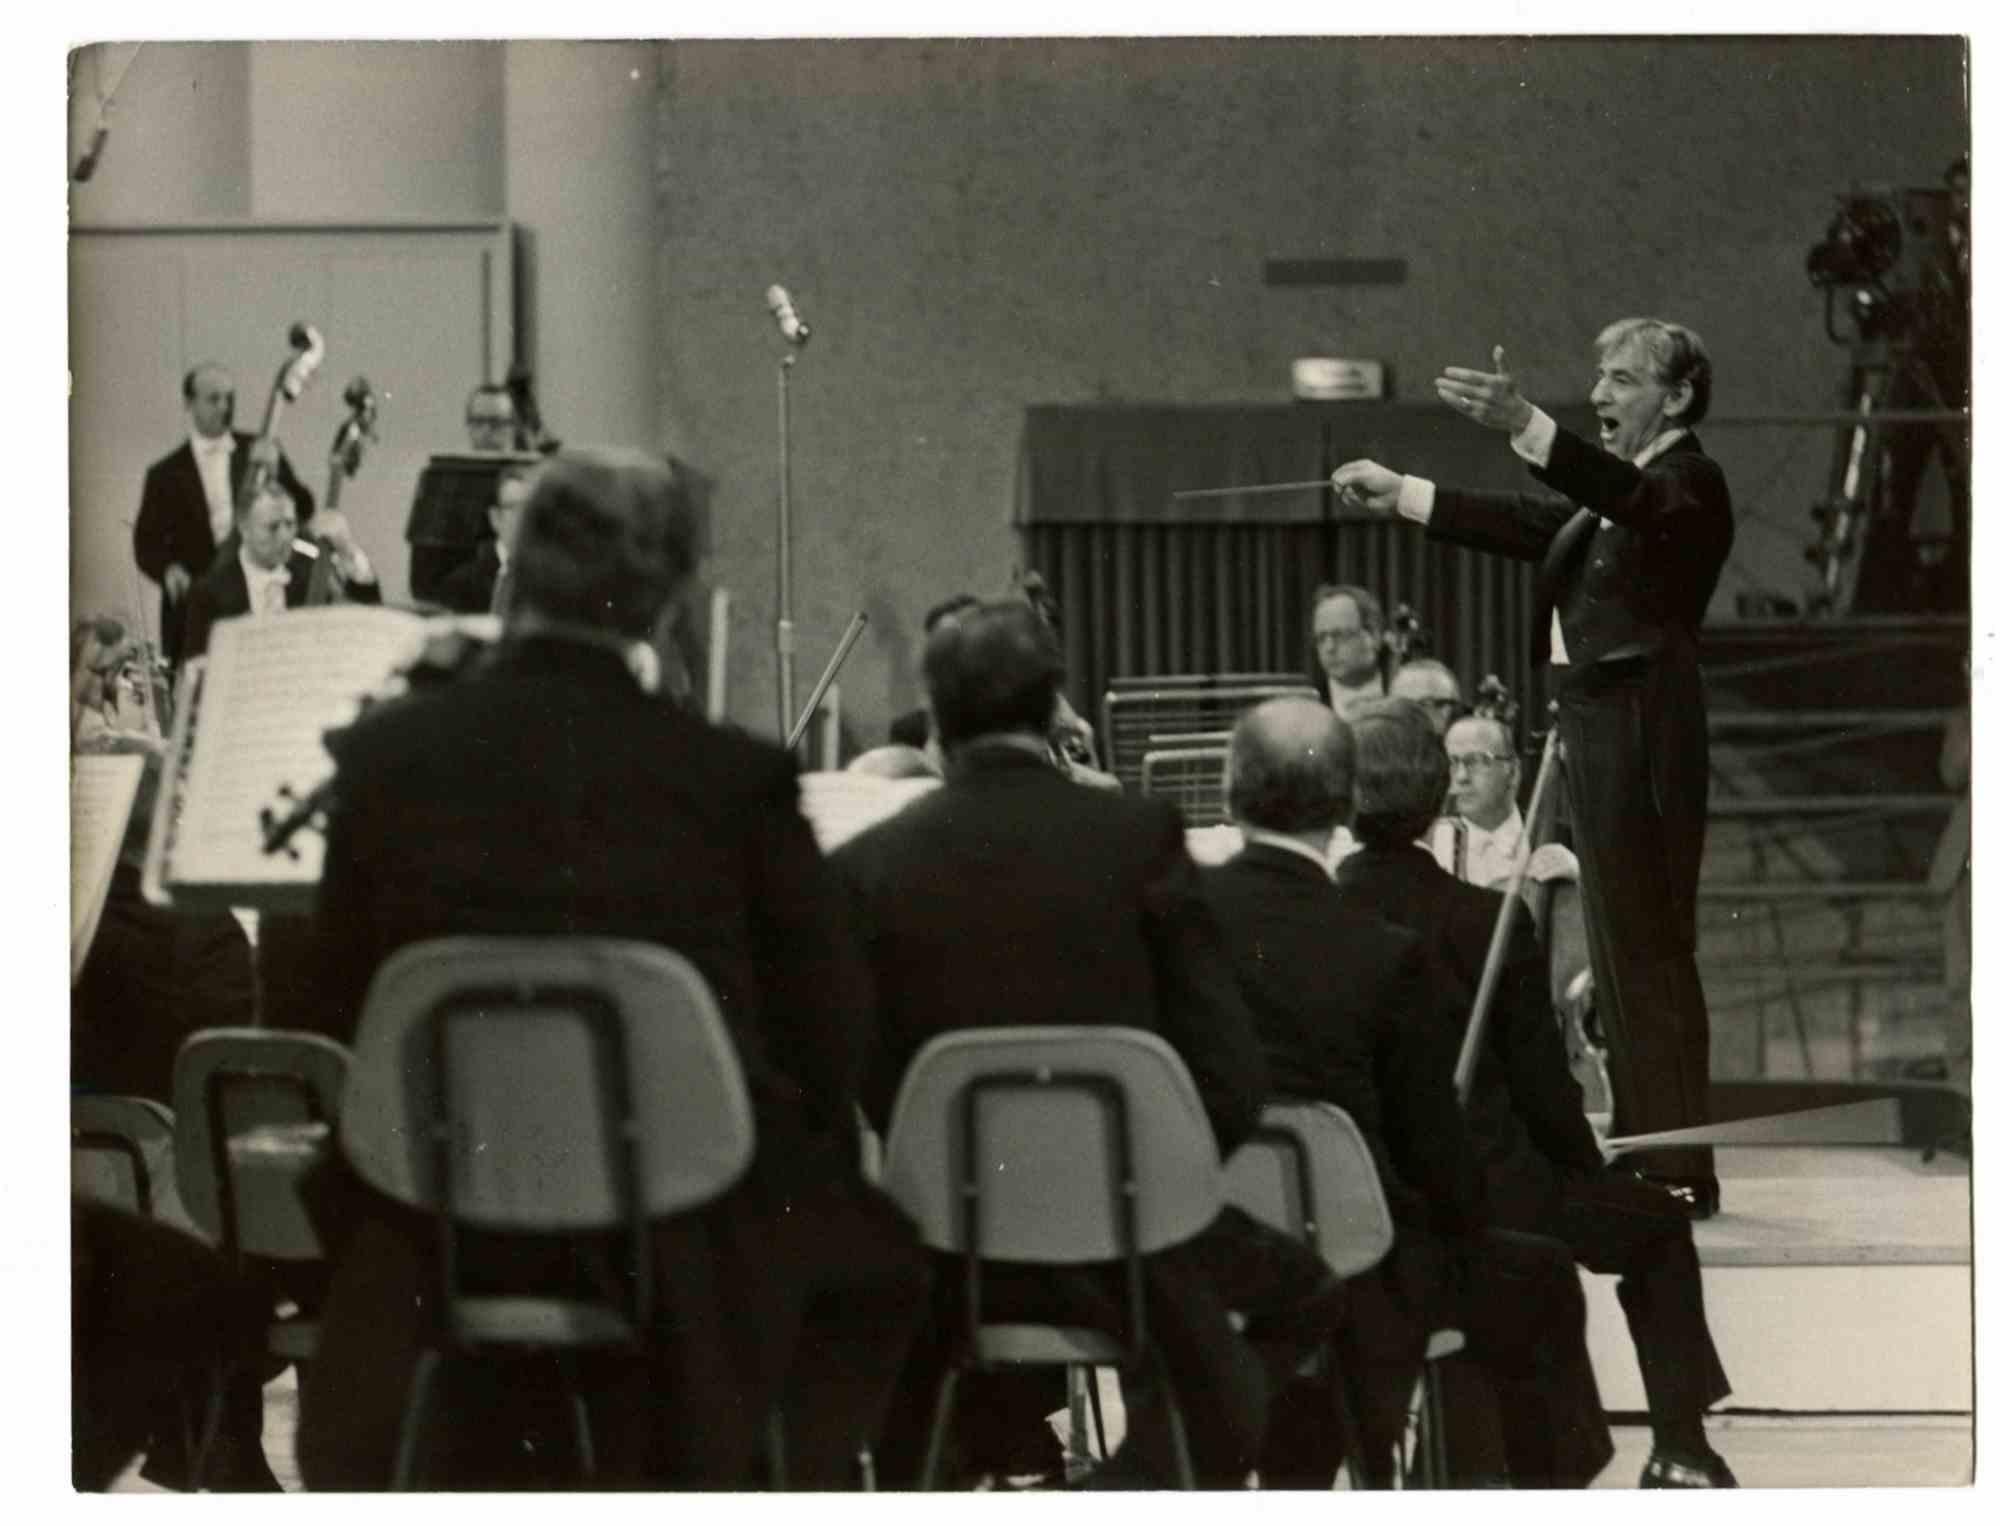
[303,377,382,605]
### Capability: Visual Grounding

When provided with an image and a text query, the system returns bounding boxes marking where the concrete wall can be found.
[653,36,1968,745]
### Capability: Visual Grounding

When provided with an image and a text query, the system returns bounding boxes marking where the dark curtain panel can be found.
[1017,403,1582,730]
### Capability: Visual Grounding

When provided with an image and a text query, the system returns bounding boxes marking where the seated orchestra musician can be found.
[289,447,930,1490]
[133,361,317,672]
[1387,655,1464,736]
[1201,696,1604,1486]
[179,480,381,662]
[433,464,531,616]
[1336,698,1736,1488]
[833,601,1347,1489]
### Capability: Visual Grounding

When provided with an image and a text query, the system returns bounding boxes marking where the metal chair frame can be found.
[1228,1104,1459,1489]
[909,1063,1198,1489]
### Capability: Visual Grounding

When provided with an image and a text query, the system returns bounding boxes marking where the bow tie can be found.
[193,434,235,457]
[250,566,291,591]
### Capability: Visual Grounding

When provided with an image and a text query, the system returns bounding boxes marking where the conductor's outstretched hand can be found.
[1331,459,1404,513]
[1435,345,1534,433]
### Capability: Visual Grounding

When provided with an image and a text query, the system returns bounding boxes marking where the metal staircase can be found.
[1697,616,1966,1083]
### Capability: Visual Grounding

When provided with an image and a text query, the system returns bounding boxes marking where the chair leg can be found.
[564,1364,597,1484]
[856,1444,877,1492]
[916,1366,962,1492]
[1085,1367,1111,1462]
[188,1363,230,1492]
[390,1350,442,1491]
[1419,1358,1449,1489]
[1150,1358,1197,1490]
[763,1409,789,1491]
[1396,1368,1427,1488]
[1329,1356,1372,1490]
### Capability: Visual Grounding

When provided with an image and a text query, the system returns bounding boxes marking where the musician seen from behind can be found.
[179,481,381,662]
[1307,583,1388,722]
[435,464,532,615]
[834,601,1345,1489]
[293,447,929,1489]
[1333,318,1733,1219]
[1386,656,1463,736]
[464,382,518,451]
[134,362,316,670]
[1336,699,1736,1489]
[1200,697,1584,1486]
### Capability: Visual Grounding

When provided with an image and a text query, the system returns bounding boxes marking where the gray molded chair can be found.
[340,937,756,1489]
[881,1025,1226,1490]
[1223,1100,1465,1488]
[72,1094,176,1219]
[171,1028,351,1488]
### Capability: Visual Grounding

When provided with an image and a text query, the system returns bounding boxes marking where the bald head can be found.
[1226,696,1353,841]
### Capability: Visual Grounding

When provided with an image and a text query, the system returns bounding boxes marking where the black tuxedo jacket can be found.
[832,741,1269,1155]
[1200,841,1483,1239]
[1335,844,1602,1226]
[178,545,382,662]
[434,537,501,614]
[1429,428,1732,669]
[133,432,315,664]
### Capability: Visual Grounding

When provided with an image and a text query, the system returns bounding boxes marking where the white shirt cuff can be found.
[1395,475,1436,525]
[1510,406,1557,467]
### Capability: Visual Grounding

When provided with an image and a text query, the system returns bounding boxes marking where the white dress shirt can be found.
[1392,410,1688,665]
[191,431,236,545]
[1326,673,1385,722]
[239,546,292,616]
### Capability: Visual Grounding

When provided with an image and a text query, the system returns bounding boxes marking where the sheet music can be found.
[169,607,427,891]
[797,771,939,855]
[70,754,146,983]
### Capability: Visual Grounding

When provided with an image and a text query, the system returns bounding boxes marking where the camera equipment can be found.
[1805,187,1957,345]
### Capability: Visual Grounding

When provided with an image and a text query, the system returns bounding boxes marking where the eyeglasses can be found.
[1447,751,1515,773]
[1313,626,1370,643]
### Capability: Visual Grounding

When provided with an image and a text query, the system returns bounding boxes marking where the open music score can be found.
[143,606,434,912]
[796,772,939,855]
[71,753,146,982]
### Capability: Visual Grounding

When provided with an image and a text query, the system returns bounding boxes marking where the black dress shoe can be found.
[1640,1450,1738,1488]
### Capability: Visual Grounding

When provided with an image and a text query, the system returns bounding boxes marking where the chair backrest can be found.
[341,938,755,1232]
[882,1026,1222,1264]
[1223,1101,1395,1280]
[72,1094,175,1218]
[173,1029,351,1260]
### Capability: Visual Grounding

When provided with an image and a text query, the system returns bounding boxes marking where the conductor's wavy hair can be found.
[1596,317,1713,427]
[1350,696,1452,849]
[511,448,699,639]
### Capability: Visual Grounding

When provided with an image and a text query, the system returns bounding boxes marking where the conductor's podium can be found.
[1584,1140,1972,1414]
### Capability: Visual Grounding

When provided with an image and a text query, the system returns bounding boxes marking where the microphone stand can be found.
[775,350,800,740]
[1453,707,1564,1105]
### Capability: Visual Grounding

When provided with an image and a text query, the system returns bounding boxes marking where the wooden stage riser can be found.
[1583,1263,1972,1414]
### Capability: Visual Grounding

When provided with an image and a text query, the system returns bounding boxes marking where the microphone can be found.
[765,284,812,347]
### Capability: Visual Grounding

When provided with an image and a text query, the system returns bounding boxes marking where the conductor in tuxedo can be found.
[1337,698,1734,1488]
[1335,318,1734,1216]
[133,362,316,668]
[293,448,929,1488]
[834,601,1345,1488]
[179,482,382,662]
